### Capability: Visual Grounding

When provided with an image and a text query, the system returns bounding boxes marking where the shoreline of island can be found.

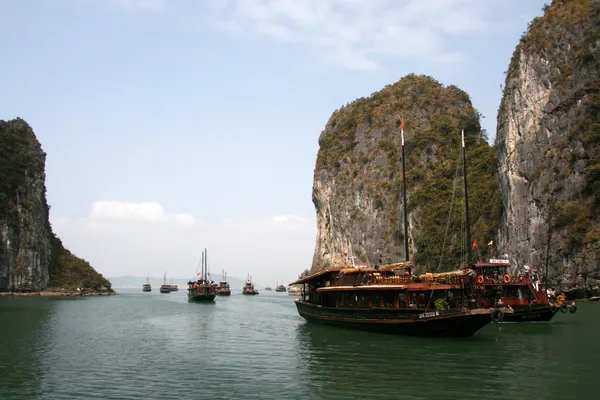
[0,288,117,297]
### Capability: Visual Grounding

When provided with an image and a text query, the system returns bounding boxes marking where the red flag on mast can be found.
[471,240,477,250]
[399,116,405,130]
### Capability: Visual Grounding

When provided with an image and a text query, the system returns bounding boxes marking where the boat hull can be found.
[188,293,216,302]
[294,301,492,337]
[216,291,231,296]
[242,291,259,295]
[499,304,559,323]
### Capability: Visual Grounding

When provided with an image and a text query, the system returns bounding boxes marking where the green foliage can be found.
[0,118,45,222]
[314,75,502,272]
[48,234,113,290]
[434,298,449,310]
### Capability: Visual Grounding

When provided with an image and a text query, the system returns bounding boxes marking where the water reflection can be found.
[0,297,57,399]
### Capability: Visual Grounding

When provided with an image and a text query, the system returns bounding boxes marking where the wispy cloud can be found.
[206,0,490,70]
[100,0,167,11]
[90,200,196,226]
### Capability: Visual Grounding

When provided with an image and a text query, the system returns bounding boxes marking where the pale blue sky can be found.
[0,0,548,286]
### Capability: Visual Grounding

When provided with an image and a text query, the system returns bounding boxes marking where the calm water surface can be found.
[0,289,597,399]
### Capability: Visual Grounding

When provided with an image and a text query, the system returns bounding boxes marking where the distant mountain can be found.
[107,274,260,290]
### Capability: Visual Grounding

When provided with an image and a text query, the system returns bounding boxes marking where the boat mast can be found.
[545,200,553,286]
[400,116,409,262]
[462,129,472,266]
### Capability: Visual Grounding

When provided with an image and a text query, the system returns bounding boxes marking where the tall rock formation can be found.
[0,118,112,292]
[495,0,600,291]
[312,74,502,273]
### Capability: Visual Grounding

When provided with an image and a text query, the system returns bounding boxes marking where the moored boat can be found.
[265,286,272,291]
[216,270,231,296]
[289,264,497,337]
[471,260,577,322]
[275,281,287,292]
[159,271,170,293]
[242,275,259,295]
[188,248,216,302]
[142,273,152,292]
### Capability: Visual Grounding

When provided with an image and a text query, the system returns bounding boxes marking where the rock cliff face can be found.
[495,0,600,291]
[312,74,502,273]
[0,118,112,292]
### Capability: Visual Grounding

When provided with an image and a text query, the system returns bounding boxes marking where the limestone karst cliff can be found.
[0,118,112,292]
[311,74,502,274]
[495,0,600,292]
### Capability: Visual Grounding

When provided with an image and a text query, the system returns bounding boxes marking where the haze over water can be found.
[0,290,597,400]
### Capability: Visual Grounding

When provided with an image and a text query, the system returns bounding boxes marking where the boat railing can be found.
[369,275,413,285]
[477,273,531,285]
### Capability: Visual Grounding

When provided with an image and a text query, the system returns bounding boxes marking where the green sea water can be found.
[0,289,597,399]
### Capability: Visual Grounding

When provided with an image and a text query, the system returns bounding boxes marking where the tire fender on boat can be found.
[527,303,533,313]
[560,304,568,313]
[569,305,577,314]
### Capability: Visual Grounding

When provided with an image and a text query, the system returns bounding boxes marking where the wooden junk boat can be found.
[187,249,216,302]
[216,270,231,296]
[142,274,152,292]
[471,259,577,322]
[159,271,171,293]
[242,275,259,295]
[289,127,502,337]
[289,263,498,337]
[275,281,287,292]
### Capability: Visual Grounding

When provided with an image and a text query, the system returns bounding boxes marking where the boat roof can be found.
[289,262,415,285]
[474,262,511,268]
[316,283,460,292]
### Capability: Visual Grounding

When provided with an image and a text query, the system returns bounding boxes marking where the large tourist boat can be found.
[216,270,231,296]
[289,263,497,337]
[187,249,216,302]
[242,275,259,295]
[289,127,500,337]
[471,259,577,322]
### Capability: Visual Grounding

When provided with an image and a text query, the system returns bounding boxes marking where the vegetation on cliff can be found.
[494,0,599,292]
[500,0,599,278]
[313,74,502,272]
[0,118,112,291]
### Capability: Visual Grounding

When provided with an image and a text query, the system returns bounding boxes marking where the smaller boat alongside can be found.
[216,270,231,296]
[242,275,259,295]
[188,249,216,302]
[472,260,577,322]
[142,274,152,292]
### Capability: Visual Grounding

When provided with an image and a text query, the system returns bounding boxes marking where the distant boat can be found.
[187,248,216,302]
[159,271,171,293]
[264,286,272,291]
[143,274,152,292]
[242,274,259,295]
[275,280,286,292]
[168,277,179,292]
[216,269,231,296]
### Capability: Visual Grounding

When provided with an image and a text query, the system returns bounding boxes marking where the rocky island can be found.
[309,0,599,297]
[0,118,114,296]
